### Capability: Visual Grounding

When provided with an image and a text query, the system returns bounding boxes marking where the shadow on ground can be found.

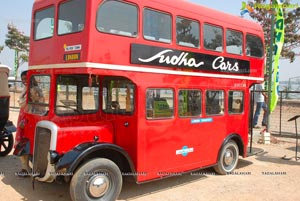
[0,155,70,201]
[254,150,300,165]
[1,154,254,201]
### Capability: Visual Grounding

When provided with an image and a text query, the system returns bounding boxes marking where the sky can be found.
[0,0,299,81]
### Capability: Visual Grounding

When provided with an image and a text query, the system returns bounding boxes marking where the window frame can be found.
[226,29,243,55]
[55,74,100,116]
[205,90,225,116]
[146,88,174,120]
[228,90,244,114]
[178,89,202,118]
[102,76,135,115]
[96,0,138,38]
[245,33,264,58]
[203,23,224,52]
[33,6,55,40]
[57,0,86,36]
[176,16,200,48]
[28,74,51,116]
[143,8,172,43]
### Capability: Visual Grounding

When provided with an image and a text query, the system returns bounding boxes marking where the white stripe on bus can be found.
[29,62,263,81]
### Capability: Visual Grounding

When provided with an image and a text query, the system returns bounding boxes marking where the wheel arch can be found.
[56,143,136,179]
[218,133,245,159]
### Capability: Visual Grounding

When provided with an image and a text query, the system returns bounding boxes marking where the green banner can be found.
[270,0,285,112]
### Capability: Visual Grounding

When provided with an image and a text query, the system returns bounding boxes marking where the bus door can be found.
[102,76,137,157]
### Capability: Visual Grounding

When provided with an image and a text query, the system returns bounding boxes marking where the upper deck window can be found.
[34,6,55,40]
[226,29,243,55]
[96,1,138,37]
[143,9,171,43]
[246,34,264,58]
[203,24,223,52]
[176,17,200,48]
[58,0,86,35]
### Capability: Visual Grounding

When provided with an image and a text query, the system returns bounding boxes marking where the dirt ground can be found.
[1,109,300,201]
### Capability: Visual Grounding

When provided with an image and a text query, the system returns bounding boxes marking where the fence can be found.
[8,80,23,108]
[250,90,300,137]
[274,91,300,136]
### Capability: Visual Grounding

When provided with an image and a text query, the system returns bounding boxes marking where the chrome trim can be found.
[35,152,56,182]
[36,120,58,150]
[33,120,58,182]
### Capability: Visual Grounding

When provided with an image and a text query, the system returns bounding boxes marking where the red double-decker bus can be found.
[17,0,265,200]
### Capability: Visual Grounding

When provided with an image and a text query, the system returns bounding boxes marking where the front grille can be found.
[33,127,51,178]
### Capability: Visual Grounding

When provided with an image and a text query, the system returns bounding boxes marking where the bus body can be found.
[18,0,265,200]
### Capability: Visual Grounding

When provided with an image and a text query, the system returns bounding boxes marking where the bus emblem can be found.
[176,146,194,157]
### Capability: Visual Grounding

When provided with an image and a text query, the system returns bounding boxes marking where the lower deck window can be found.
[146,88,174,119]
[228,91,244,114]
[28,75,50,115]
[206,90,224,115]
[102,77,135,114]
[178,89,201,117]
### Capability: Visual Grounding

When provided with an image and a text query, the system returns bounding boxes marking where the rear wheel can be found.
[0,131,14,156]
[214,140,239,175]
[70,158,122,201]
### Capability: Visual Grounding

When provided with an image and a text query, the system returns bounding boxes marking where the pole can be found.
[266,0,275,133]
[295,119,299,161]
[249,89,255,153]
[279,91,282,135]
[14,50,18,79]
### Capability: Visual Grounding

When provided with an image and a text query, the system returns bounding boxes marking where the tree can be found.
[5,23,29,78]
[249,0,300,62]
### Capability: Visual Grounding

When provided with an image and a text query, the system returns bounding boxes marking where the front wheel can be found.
[70,158,122,201]
[214,140,239,175]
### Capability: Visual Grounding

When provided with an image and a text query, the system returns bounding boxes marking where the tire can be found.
[0,131,14,156]
[70,158,122,201]
[213,140,239,175]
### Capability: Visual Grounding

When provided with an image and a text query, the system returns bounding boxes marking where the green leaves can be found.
[249,0,299,63]
[3,23,29,73]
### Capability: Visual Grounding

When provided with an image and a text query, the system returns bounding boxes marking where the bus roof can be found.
[33,0,262,31]
[154,0,262,31]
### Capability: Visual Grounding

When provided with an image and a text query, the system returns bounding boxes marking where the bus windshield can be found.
[55,74,99,116]
[58,0,86,35]
[34,0,86,40]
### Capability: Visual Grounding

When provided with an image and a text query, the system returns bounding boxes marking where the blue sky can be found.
[0,0,299,81]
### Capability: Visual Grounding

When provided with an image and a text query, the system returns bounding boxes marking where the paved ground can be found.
[1,106,300,201]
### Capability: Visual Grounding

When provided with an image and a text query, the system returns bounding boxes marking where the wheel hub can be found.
[87,174,110,198]
[224,149,234,166]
